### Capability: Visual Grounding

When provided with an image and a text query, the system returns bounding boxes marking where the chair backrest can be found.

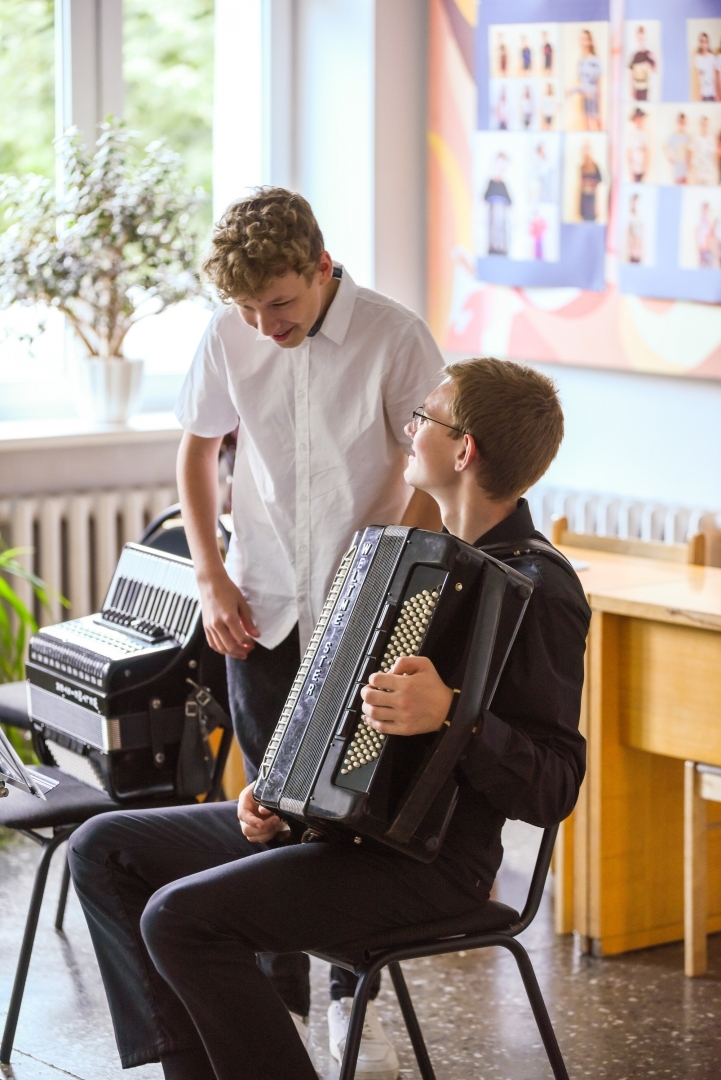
[140,503,230,559]
[550,515,706,566]
[513,824,559,935]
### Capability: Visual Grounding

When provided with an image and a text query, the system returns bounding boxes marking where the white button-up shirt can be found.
[175,266,443,650]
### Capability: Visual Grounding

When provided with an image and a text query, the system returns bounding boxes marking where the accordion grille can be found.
[281,529,406,805]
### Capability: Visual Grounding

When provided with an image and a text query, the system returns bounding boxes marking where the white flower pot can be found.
[77,357,145,425]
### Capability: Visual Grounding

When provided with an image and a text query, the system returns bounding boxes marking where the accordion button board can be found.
[335,573,444,795]
[25,543,216,801]
[254,525,533,861]
[339,588,439,776]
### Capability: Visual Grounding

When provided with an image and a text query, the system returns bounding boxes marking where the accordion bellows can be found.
[255,526,533,862]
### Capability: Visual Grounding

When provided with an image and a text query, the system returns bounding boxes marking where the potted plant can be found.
[0,546,67,764]
[0,122,207,424]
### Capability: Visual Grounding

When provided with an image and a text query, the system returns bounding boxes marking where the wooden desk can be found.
[554,548,721,956]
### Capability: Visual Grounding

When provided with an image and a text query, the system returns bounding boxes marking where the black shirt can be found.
[438,499,591,896]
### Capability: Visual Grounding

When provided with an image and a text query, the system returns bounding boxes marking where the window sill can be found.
[0,412,184,498]
[0,411,183,453]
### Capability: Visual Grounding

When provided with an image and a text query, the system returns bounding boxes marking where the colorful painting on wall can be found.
[428,0,721,378]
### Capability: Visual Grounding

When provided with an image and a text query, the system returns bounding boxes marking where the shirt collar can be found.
[473,498,535,548]
[315,263,356,345]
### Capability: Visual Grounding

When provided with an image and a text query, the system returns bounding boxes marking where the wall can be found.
[536,365,721,511]
[212,0,427,311]
[373,0,428,315]
[212,2,721,513]
[294,0,375,288]
[368,3,721,514]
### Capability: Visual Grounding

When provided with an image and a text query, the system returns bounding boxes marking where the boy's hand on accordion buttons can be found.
[238,782,286,842]
[361,655,455,735]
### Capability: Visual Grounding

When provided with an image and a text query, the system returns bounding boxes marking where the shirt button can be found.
[298,442,307,451]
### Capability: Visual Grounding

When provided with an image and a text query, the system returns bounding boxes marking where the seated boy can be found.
[68,358,590,1080]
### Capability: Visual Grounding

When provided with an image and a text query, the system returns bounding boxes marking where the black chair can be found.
[0,509,232,1067]
[312,824,569,1080]
[139,502,230,560]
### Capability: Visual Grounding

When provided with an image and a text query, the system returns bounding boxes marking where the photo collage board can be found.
[619,0,721,302]
[474,0,721,303]
[476,0,610,291]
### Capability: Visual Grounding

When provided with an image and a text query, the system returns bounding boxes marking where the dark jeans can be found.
[68,800,480,1079]
[225,625,372,1008]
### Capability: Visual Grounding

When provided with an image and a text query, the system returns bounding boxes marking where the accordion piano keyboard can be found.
[340,588,439,775]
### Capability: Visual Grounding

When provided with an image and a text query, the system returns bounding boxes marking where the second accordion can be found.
[254,526,533,862]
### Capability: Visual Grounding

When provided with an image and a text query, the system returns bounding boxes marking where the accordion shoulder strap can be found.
[479,536,578,576]
[386,558,511,845]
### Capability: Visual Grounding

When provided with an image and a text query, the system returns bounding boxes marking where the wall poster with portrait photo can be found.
[474,3,610,291]
[618,0,721,304]
[428,0,721,379]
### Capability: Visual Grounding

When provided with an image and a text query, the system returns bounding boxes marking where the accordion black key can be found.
[26,543,227,801]
[254,526,533,862]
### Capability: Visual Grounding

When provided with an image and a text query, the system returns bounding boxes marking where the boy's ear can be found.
[455,433,477,473]
[317,251,334,282]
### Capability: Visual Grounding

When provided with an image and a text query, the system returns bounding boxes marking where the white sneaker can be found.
[289,1010,319,1069]
[328,998,400,1080]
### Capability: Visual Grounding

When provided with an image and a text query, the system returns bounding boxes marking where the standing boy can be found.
[174,187,441,1075]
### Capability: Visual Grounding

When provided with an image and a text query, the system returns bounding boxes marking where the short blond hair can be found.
[202,187,324,301]
[445,358,563,500]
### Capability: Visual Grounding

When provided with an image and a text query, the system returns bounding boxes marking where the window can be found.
[0,0,61,421]
[122,0,215,411]
[0,0,54,179]
[124,0,214,233]
[0,0,215,423]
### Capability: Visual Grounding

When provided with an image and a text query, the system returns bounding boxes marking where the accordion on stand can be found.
[26,543,230,802]
[254,526,533,862]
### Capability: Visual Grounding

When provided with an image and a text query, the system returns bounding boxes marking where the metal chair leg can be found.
[338,969,377,1080]
[0,829,72,1065]
[387,961,437,1080]
[501,938,570,1080]
[55,851,71,932]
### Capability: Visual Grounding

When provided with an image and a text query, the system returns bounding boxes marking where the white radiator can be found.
[527,485,721,567]
[2,483,720,632]
[0,485,178,627]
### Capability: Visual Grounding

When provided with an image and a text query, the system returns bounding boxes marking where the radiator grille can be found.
[0,484,177,630]
[281,528,406,806]
[28,683,111,750]
[527,484,721,565]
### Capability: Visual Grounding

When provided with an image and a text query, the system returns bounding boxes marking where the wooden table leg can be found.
[684,761,707,976]
[554,813,575,935]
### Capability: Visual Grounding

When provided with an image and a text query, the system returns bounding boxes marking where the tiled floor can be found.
[2,820,721,1080]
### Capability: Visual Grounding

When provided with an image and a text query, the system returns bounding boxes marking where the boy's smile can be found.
[235,252,339,349]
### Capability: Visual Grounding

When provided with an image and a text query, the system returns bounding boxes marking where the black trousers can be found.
[68,800,481,1079]
[225,626,371,1008]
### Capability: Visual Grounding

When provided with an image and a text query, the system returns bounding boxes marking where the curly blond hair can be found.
[202,188,325,301]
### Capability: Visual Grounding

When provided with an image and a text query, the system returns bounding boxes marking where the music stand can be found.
[0,722,58,800]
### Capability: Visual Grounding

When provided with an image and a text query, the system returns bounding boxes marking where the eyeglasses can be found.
[410,408,466,434]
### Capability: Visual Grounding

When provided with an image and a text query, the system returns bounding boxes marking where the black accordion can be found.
[254,526,533,862]
[26,543,229,802]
